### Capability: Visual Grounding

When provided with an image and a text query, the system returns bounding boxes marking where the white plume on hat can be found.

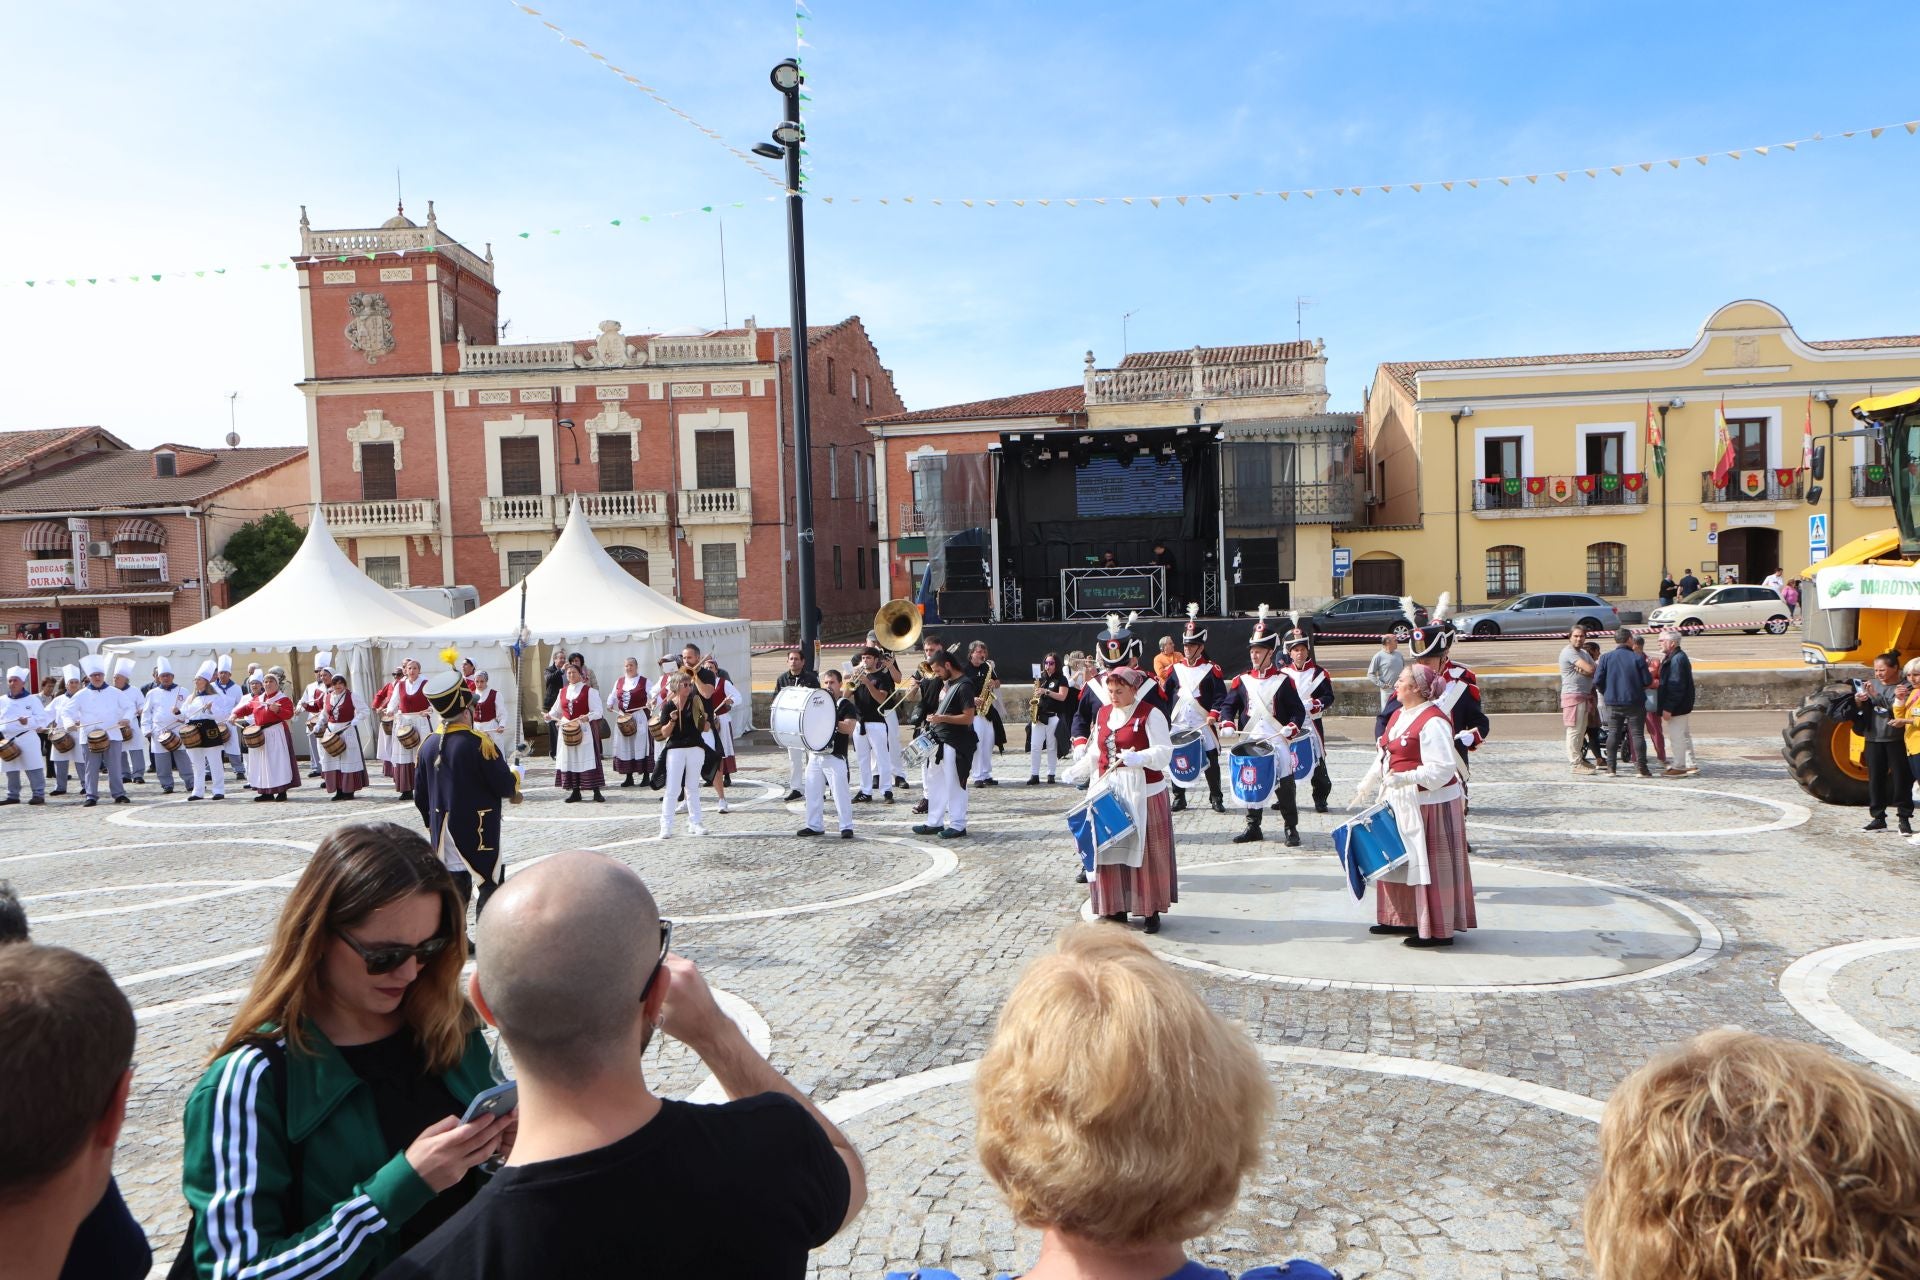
[1124,611,1139,629]
[1431,592,1453,624]
[1400,595,1418,628]
[195,659,217,681]
[1106,613,1122,635]
[5,666,26,683]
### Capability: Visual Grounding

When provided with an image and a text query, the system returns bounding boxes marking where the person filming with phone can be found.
[175,823,512,1280]
[379,850,866,1279]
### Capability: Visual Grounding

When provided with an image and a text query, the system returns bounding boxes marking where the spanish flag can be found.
[1710,396,1735,488]
[1645,399,1665,479]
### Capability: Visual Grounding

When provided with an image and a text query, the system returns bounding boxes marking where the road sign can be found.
[1332,548,1352,579]
[1809,513,1830,561]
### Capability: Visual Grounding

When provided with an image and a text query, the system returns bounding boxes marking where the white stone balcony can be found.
[456,326,762,374]
[320,498,440,539]
[1085,344,1329,406]
[479,494,556,534]
[299,209,492,282]
[460,343,577,371]
[677,487,752,526]
[578,490,670,529]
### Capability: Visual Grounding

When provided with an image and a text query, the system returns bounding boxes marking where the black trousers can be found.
[1203,749,1222,802]
[1605,704,1646,773]
[1247,776,1298,833]
[1865,739,1912,819]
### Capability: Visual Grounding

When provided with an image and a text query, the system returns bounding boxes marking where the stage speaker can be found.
[943,546,989,590]
[1035,598,1054,621]
[937,588,991,622]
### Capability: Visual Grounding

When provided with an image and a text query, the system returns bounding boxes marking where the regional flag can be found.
[1646,399,1666,479]
[1711,397,1736,488]
[1803,392,1815,472]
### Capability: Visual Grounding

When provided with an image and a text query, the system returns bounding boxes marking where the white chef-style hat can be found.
[5,666,27,683]
[217,653,234,674]
[154,656,173,676]
[81,655,107,678]
[195,659,217,682]
[63,664,82,683]
[113,657,134,679]
[314,651,333,671]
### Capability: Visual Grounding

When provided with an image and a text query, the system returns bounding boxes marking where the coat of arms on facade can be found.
[576,320,642,369]
[344,292,396,364]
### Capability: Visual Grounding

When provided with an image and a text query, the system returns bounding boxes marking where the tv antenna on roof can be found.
[1295,296,1314,342]
[1122,307,1143,355]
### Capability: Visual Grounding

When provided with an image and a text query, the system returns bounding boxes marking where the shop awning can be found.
[113,517,168,546]
[21,521,67,553]
[0,591,175,608]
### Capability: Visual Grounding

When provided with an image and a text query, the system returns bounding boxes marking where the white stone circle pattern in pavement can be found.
[1466,781,1810,839]
[1780,938,1920,1086]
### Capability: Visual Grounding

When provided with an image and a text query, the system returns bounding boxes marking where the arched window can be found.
[1351,553,1403,597]
[607,544,649,585]
[1485,545,1524,597]
[1587,542,1626,596]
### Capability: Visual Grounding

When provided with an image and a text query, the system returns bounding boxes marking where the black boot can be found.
[1143,913,1161,935]
[565,788,582,804]
[1284,826,1301,847]
[592,789,605,803]
[1170,790,1187,813]
[1209,793,1225,813]
[1231,816,1263,844]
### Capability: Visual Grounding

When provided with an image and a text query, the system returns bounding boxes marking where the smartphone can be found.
[461,1079,517,1124]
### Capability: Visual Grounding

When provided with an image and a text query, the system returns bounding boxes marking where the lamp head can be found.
[751,141,784,160]
[772,120,805,146]
[771,60,803,91]
[1668,397,1685,409]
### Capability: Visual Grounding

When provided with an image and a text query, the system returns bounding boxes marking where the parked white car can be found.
[1647,585,1792,636]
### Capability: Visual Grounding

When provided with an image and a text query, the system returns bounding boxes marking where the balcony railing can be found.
[1086,357,1326,405]
[897,503,990,537]
[1852,463,1892,500]
[677,487,752,524]
[300,223,491,282]
[647,333,757,364]
[1222,479,1357,525]
[460,343,577,371]
[456,330,762,374]
[1472,476,1649,512]
[1700,469,1805,504]
[577,489,669,527]
[320,498,439,537]
[479,494,555,531]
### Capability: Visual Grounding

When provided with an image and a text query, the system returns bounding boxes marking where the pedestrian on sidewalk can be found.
[1855,651,1912,833]
[1581,640,1608,766]
[1635,635,1668,770]
[1783,577,1801,622]
[1657,630,1698,776]
[1678,568,1700,597]
[1368,632,1405,713]
[1594,628,1652,777]
[1559,626,1596,774]
[1658,570,1678,608]
[1898,659,1920,845]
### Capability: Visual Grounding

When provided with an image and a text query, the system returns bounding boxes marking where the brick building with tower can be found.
[297,203,902,636]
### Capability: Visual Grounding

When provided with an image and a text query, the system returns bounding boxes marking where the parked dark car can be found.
[1295,594,1427,644]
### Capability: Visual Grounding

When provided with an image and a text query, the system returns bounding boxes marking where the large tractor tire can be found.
[1782,684,1870,806]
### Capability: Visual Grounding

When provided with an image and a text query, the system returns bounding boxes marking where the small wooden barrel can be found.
[158,730,183,753]
[397,724,422,750]
[179,724,204,749]
[50,730,74,753]
[616,711,638,738]
[241,723,266,749]
[319,726,349,757]
[560,721,584,747]
[0,739,20,763]
[117,719,133,739]
[204,724,229,748]
[87,728,111,755]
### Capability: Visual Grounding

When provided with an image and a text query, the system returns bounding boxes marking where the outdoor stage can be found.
[922,614,1280,672]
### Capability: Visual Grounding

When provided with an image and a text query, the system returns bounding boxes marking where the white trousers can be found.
[923,749,970,830]
[884,710,906,782]
[786,746,808,794]
[660,746,705,832]
[1028,720,1059,778]
[1665,713,1695,770]
[184,746,226,798]
[971,714,994,781]
[855,720,893,792]
[805,752,854,833]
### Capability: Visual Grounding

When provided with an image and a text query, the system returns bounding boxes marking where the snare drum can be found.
[1226,740,1277,807]
[1288,730,1321,782]
[900,732,935,770]
[87,728,112,755]
[769,685,835,753]
[1167,728,1206,789]
[241,723,266,750]
[158,730,183,753]
[50,730,74,754]
[1332,801,1412,901]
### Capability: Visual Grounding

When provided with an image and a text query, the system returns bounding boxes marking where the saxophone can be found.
[975,660,998,717]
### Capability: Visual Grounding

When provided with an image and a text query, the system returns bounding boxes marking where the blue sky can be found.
[3,1,1917,448]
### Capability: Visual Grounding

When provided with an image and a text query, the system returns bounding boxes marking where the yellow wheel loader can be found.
[1786,386,1920,804]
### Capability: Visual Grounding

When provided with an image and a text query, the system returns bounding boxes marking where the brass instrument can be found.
[975,660,998,717]
[874,598,923,653]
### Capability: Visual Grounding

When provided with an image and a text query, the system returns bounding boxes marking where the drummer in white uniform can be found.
[109,658,145,784]
[180,661,228,801]
[772,648,819,801]
[0,666,51,805]
[1162,606,1228,814]
[1211,606,1309,847]
[64,656,128,807]
[1281,615,1337,814]
[47,666,83,796]
[141,658,192,795]
[211,655,244,778]
[797,668,859,840]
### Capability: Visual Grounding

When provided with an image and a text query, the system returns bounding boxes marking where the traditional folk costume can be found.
[240,685,299,799]
[321,682,369,798]
[416,664,521,919]
[1027,665,1071,784]
[300,655,334,778]
[653,688,712,836]
[0,667,50,805]
[385,675,430,795]
[606,670,652,786]
[471,683,509,759]
[1085,668,1177,931]
[47,669,82,795]
[110,660,146,783]
[1069,614,1170,756]
[1281,617,1337,813]
[850,654,897,801]
[773,665,821,798]
[64,659,128,805]
[1213,608,1310,846]
[180,664,228,800]
[1377,598,1491,791]
[373,672,399,776]
[1358,693,1476,945]
[703,670,740,781]
[914,668,977,837]
[548,678,606,800]
[801,690,859,838]
[1162,607,1227,812]
[141,661,192,794]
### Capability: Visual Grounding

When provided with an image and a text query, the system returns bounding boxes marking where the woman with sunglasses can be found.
[176,822,512,1279]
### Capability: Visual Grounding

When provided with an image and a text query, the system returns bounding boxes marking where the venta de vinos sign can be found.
[1816,563,1920,611]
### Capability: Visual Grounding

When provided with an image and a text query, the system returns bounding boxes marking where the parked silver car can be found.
[1454,592,1622,639]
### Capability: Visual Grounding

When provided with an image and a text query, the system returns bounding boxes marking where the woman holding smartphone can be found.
[176,822,512,1279]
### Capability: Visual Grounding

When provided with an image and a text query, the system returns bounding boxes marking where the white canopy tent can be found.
[384,499,754,745]
[106,509,446,749]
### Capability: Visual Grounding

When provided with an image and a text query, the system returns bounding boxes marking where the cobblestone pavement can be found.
[6,728,1918,1279]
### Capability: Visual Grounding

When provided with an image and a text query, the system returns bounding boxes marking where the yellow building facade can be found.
[1340,301,1920,608]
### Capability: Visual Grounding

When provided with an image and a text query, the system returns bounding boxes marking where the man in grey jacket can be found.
[1366,634,1405,712]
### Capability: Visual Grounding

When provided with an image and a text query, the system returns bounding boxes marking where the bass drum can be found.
[770,685,835,752]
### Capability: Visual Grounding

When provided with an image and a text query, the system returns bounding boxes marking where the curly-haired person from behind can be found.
[1586,1028,1920,1280]
[890,925,1334,1280]
[175,823,512,1280]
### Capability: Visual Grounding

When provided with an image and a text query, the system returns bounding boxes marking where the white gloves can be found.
[1119,749,1147,767]
[1353,774,1382,806]
[1455,731,1476,748]
[1384,770,1415,790]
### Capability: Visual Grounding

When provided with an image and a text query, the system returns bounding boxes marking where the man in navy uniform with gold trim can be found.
[415,650,521,923]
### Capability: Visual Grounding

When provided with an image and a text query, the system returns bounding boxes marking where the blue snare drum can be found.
[1331,801,1411,900]
[1168,728,1205,788]
[1288,730,1321,782]
[1227,740,1277,807]
[1066,787,1137,873]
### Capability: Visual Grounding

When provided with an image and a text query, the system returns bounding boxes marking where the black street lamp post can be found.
[754,60,818,665]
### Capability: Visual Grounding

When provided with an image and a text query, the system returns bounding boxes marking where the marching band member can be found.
[141,658,191,795]
[1162,609,1228,813]
[683,643,737,812]
[0,666,50,806]
[546,659,606,803]
[299,653,333,778]
[471,669,509,758]
[1084,665,1177,934]
[386,658,431,799]
[320,672,369,800]
[911,650,976,840]
[47,666,82,796]
[850,646,897,804]
[854,629,911,791]
[1069,615,1169,772]
[109,658,146,784]
[211,654,243,778]
[1281,615,1337,813]
[606,656,652,789]
[417,655,522,921]
[652,668,712,838]
[181,661,227,801]
[237,671,299,801]
[1379,596,1492,780]
[372,663,400,776]
[1027,652,1072,786]
[909,634,948,816]
[773,647,819,801]
[1212,609,1309,847]
[964,640,1003,786]
[1354,663,1476,948]
[798,667,859,840]
[64,656,128,807]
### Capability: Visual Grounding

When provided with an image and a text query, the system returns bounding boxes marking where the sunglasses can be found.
[335,929,451,976]
[640,920,674,1002]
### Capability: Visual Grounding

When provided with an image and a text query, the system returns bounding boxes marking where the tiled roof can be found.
[0,426,124,476]
[867,386,1085,427]
[1119,341,1319,368]
[0,446,307,511]
[1381,332,1920,396]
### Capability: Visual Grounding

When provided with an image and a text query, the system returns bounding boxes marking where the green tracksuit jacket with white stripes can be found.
[179,1022,495,1280]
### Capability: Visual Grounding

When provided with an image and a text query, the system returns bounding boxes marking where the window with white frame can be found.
[363,555,402,588]
[701,543,740,617]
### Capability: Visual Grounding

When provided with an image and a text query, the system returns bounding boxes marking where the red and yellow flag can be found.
[1710,396,1735,488]
[1646,399,1666,479]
